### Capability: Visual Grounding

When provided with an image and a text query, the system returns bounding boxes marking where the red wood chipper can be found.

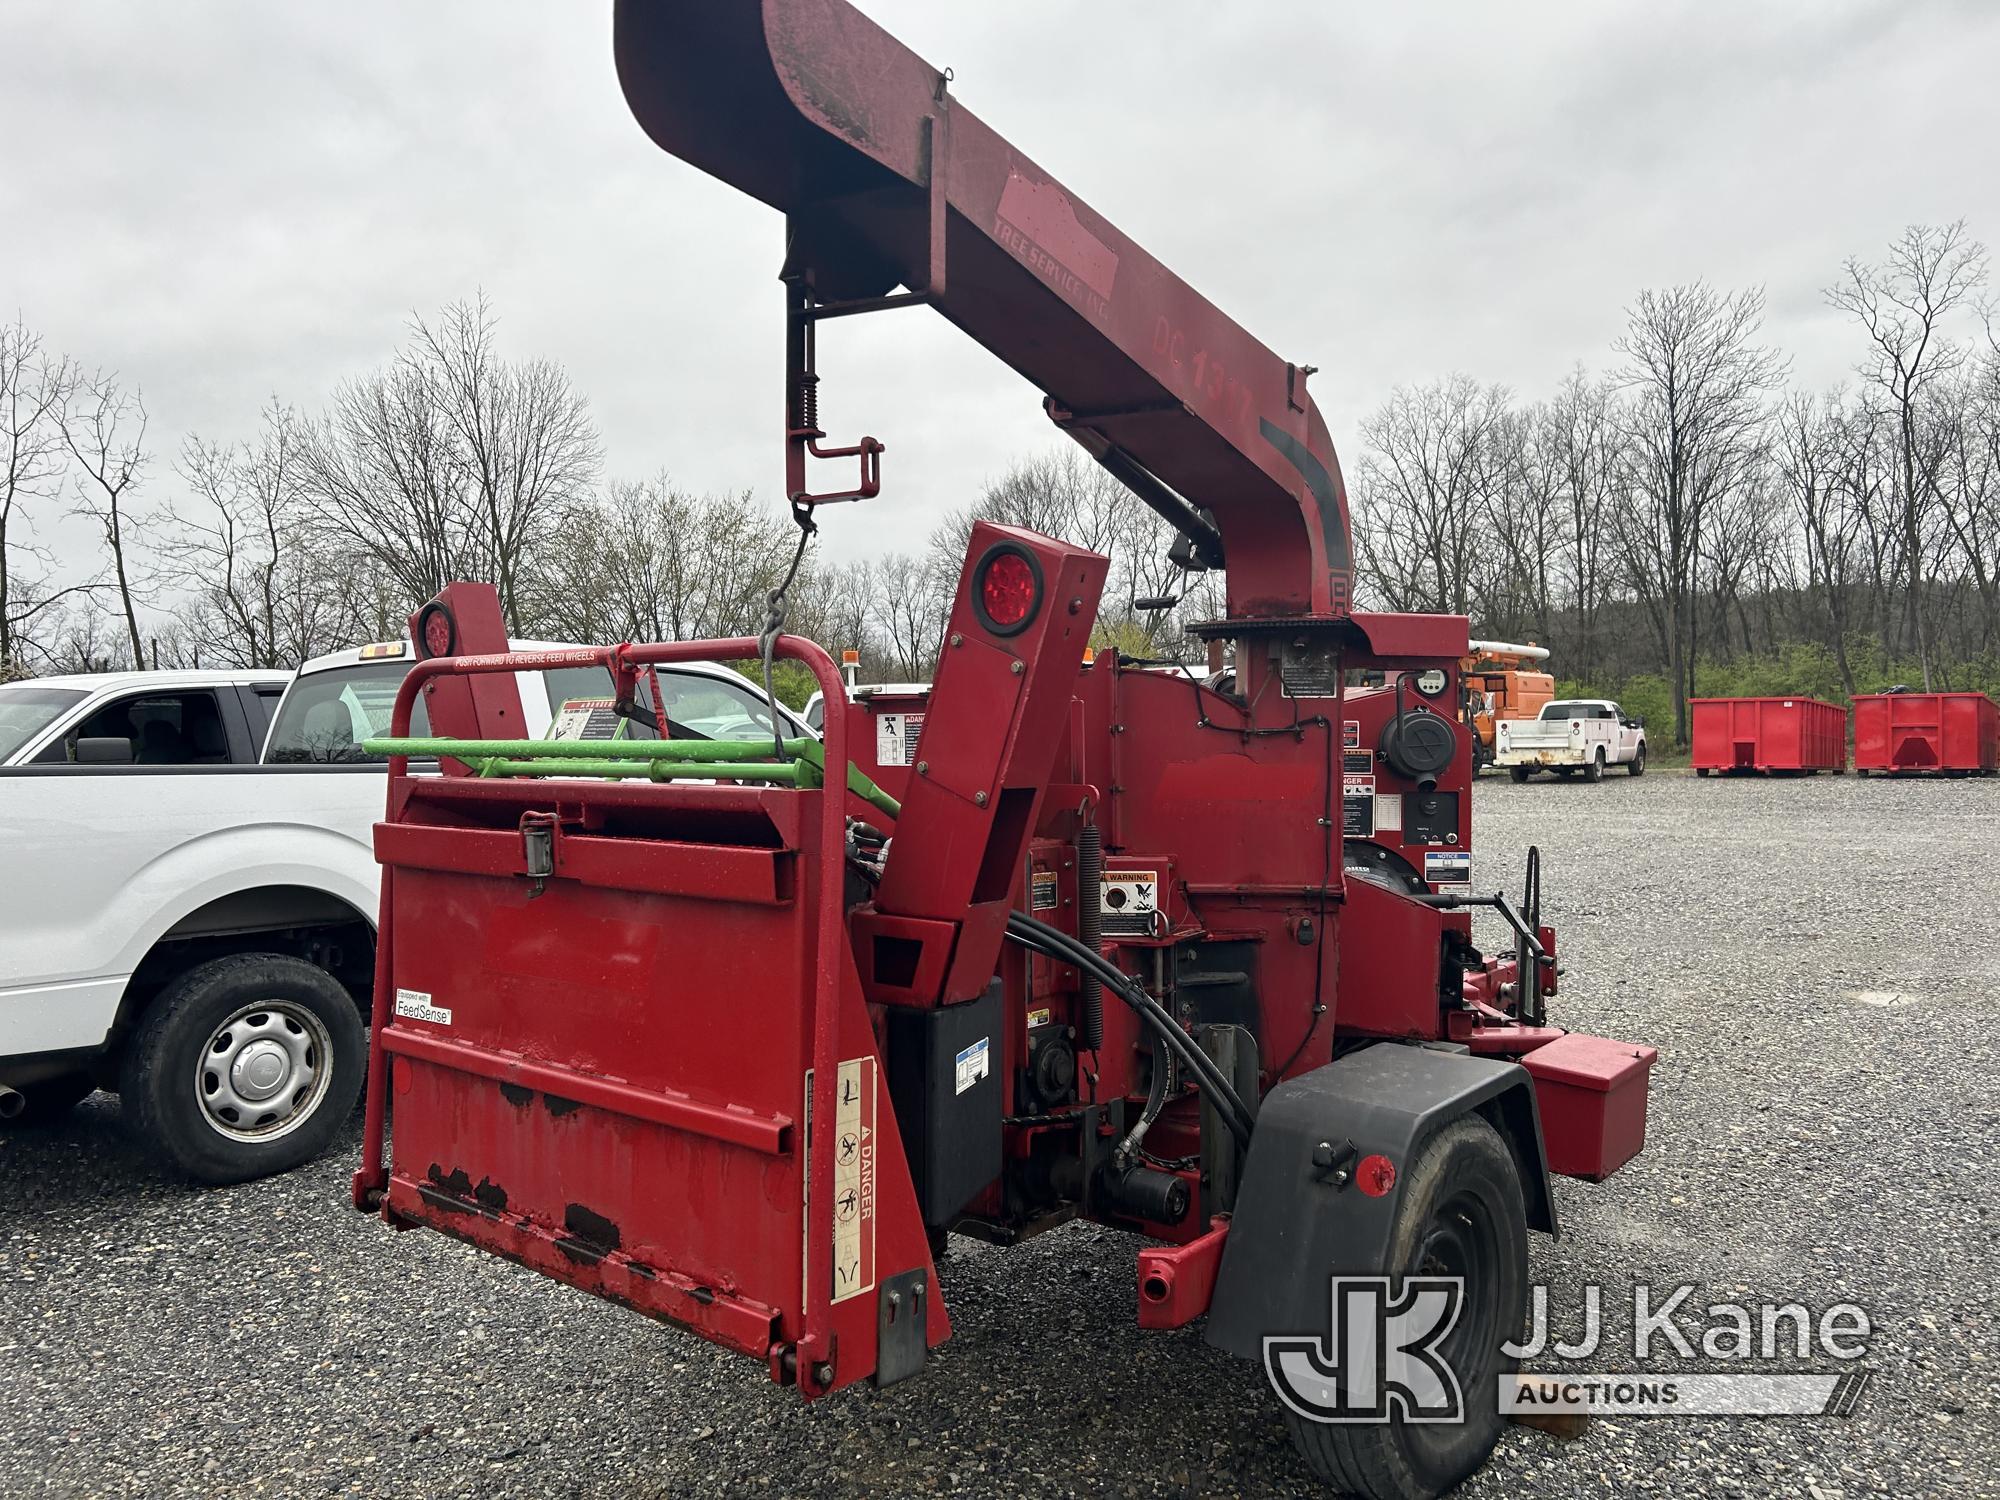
[351,5,1658,1494]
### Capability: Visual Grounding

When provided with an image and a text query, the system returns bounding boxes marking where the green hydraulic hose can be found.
[363,735,902,820]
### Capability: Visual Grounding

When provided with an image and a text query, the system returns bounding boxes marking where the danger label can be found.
[874,712,924,768]
[830,1056,877,1305]
[393,988,451,1027]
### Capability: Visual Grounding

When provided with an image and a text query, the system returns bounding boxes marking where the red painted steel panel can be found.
[1521,1033,1657,1182]
[1690,697,1847,774]
[1852,692,1999,774]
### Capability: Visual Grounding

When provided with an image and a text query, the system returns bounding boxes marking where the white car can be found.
[0,669,291,767]
[1496,698,1647,782]
[0,643,811,1182]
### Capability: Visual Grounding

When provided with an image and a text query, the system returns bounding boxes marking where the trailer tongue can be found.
[352,6,1658,1495]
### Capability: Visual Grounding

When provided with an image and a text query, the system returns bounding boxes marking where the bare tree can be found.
[408,295,601,631]
[872,551,949,678]
[1544,367,1623,682]
[0,318,77,671]
[1826,222,1989,688]
[61,368,151,671]
[1612,284,1786,744]
[1352,375,1512,615]
[299,294,600,631]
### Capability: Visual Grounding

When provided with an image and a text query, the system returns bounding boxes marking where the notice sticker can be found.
[394,988,452,1027]
[1423,851,1472,887]
[954,1037,991,1096]
[874,712,925,768]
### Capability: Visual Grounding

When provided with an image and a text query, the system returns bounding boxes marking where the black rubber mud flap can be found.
[1205,1043,1555,1360]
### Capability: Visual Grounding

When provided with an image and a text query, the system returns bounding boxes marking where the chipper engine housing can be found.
[352,5,1659,1494]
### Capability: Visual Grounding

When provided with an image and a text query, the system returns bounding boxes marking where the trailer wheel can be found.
[1507,766,1532,783]
[1627,745,1646,777]
[1283,1116,1528,1500]
[0,1072,98,1127]
[1584,750,1605,783]
[119,953,366,1185]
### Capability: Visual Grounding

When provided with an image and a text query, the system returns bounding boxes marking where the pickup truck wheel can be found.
[1584,750,1605,783]
[1628,745,1646,776]
[0,1072,97,1126]
[1282,1115,1528,1500]
[1507,766,1532,783]
[119,954,365,1185]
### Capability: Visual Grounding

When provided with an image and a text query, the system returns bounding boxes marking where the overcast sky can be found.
[5,0,1998,594]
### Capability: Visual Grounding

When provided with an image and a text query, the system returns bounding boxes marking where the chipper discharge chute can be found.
[352,6,1659,1496]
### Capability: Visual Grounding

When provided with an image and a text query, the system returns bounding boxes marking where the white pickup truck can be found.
[1495,698,1647,782]
[0,645,812,1182]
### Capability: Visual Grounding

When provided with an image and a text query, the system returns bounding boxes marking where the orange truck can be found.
[1461,640,1554,770]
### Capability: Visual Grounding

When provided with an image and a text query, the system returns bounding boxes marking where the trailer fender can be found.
[1204,1043,1555,1360]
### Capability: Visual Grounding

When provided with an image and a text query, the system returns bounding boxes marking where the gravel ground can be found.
[3,769,1997,1498]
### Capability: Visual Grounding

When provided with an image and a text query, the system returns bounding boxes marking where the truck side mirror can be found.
[76,736,135,764]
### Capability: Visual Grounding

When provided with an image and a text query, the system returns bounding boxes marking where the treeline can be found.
[5,222,1996,741]
[1351,222,2000,743]
[0,296,1211,703]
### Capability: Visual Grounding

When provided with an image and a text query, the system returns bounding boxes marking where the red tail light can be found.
[416,601,458,659]
[974,544,1042,636]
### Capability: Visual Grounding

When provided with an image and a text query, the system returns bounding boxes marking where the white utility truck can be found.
[0,644,811,1182]
[1495,697,1647,782]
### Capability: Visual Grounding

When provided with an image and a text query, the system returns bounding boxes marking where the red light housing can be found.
[973,544,1043,637]
[1356,1153,1397,1197]
[416,601,458,660]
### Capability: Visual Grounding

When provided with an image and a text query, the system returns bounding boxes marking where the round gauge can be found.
[1414,667,1449,697]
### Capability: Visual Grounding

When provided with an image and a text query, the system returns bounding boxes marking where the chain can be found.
[758,502,818,761]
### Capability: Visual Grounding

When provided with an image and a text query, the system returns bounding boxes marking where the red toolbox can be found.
[1520,1033,1658,1181]
[1852,691,1999,775]
[1691,696,1847,775]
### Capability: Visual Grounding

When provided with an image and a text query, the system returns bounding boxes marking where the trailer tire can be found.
[0,1072,98,1127]
[1628,745,1646,776]
[1507,766,1532,783]
[1584,750,1605,783]
[119,953,365,1185]
[1282,1115,1527,1500]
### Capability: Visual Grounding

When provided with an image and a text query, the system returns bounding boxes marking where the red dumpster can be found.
[1691,697,1847,775]
[1853,692,1999,775]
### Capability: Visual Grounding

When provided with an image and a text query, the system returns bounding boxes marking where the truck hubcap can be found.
[195,1001,333,1142]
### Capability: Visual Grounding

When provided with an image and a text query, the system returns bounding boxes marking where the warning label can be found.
[874,712,925,768]
[829,1056,877,1304]
[393,988,452,1027]
[1101,869,1160,937]
[1027,1006,1052,1029]
[1030,870,1059,911]
[1343,720,1362,751]
[550,697,622,742]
